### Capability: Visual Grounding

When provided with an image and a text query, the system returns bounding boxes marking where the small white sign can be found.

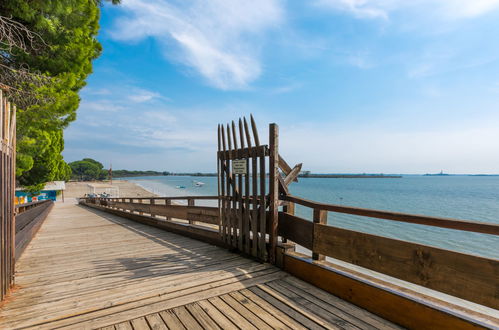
[232,159,247,175]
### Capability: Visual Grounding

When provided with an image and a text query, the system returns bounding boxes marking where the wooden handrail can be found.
[16,200,52,214]
[103,196,220,201]
[282,194,499,236]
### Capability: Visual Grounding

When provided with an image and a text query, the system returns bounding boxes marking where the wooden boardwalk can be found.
[0,200,399,329]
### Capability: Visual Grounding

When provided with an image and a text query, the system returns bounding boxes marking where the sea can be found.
[120,175,499,259]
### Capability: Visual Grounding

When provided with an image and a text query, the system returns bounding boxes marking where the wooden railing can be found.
[15,200,54,260]
[0,90,16,302]
[278,194,499,309]
[80,196,224,246]
[80,193,499,309]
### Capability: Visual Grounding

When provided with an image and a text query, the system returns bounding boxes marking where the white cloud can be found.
[128,88,162,103]
[111,0,284,90]
[314,0,499,20]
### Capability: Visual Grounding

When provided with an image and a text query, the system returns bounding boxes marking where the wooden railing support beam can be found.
[312,209,328,261]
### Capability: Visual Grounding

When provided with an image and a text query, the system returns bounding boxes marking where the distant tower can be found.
[109,162,113,185]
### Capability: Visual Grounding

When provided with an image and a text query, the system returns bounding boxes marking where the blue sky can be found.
[63,0,499,174]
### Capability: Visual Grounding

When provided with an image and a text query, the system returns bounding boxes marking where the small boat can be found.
[176,185,186,189]
[193,181,205,187]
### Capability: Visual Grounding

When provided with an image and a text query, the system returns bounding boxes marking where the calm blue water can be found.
[123,175,499,259]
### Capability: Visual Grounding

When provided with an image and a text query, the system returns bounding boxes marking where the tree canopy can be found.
[0,0,118,190]
[69,159,104,181]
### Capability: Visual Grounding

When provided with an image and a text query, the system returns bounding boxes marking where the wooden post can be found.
[188,199,194,224]
[281,202,295,243]
[269,123,279,264]
[150,198,155,218]
[166,199,171,220]
[312,208,328,261]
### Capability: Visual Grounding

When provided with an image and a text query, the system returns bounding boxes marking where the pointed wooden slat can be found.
[268,124,279,264]
[250,114,260,146]
[243,117,252,148]
[238,118,245,149]
[217,125,223,239]
[231,121,238,150]
[259,148,267,261]
[239,119,251,254]
[221,125,227,152]
[226,124,232,151]
[236,120,244,251]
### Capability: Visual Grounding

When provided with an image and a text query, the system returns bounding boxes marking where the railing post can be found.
[138,199,143,215]
[188,199,194,224]
[150,198,155,218]
[281,202,295,243]
[166,199,171,220]
[269,123,279,264]
[312,208,327,261]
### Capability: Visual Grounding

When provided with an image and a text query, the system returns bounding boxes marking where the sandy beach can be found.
[64,180,156,198]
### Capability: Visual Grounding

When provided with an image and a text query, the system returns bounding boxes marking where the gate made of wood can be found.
[217,116,301,263]
[0,90,16,301]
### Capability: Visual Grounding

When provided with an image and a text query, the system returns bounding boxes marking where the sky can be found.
[63,0,499,174]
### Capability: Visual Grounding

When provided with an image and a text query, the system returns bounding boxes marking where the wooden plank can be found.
[282,252,487,330]
[218,146,268,160]
[278,154,293,177]
[314,224,499,309]
[277,212,313,250]
[185,303,221,330]
[208,296,257,330]
[114,321,133,330]
[159,311,186,330]
[248,286,324,329]
[259,148,267,261]
[284,163,302,186]
[220,293,272,329]
[229,291,289,329]
[251,150,258,258]
[81,203,225,248]
[240,289,305,330]
[15,202,54,260]
[130,316,150,330]
[219,125,226,242]
[269,123,279,264]
[266,281,358,329]
[197,300,237,329]
[103,202,219,225]
[276,280,382,330]
[145,313,168,330]
[283,195,499,236]
[173,305,202,330]
[238,118,250,254]
[282,276,399,330]
[250,114,260,146]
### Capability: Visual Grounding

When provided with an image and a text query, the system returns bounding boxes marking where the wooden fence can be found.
[15,200,53,260]
[278,194,499,309]
[80,117,499,312]
[0,90,16,301]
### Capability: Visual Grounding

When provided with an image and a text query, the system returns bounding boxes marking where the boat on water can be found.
[192,180,205,187]
[175,185,186,189]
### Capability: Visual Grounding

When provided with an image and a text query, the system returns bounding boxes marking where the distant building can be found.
[15,181,66,204]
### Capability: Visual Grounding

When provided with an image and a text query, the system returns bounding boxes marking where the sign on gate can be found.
[232,159,247,175]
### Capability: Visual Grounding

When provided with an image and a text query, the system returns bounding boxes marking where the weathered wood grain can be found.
[314,224,499,309]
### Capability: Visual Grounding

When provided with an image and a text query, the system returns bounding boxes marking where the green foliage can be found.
[0,0,117,189]
[69,159,102,181]
[112,170,169,178]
